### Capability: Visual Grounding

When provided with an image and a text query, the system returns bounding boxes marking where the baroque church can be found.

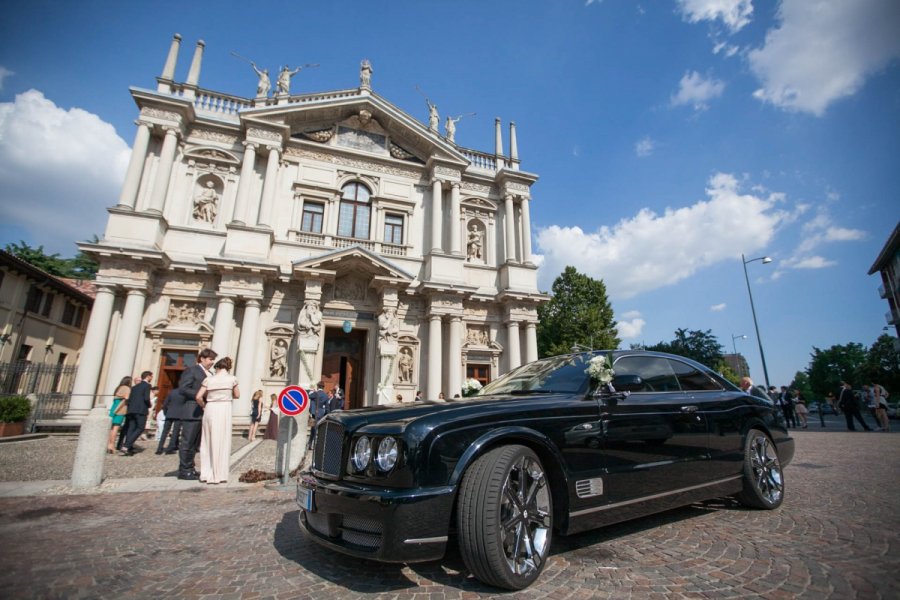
[66,34,546,424]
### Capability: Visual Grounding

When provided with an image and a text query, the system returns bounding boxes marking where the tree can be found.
[857,334,900,393]
[789,371,813,403]
[4,240,97,280]
[806,342,867,399]
[646,328,724,369]
[537,266,619,357]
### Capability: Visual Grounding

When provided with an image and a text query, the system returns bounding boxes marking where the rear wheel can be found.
[457,445,552,590]
[735,428,784,509]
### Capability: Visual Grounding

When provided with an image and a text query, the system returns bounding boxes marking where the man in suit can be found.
[173,348,217,480]
[307,381,330,450]
[121,371,153,456]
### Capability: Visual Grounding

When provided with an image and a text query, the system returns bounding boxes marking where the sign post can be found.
[268,386,310,490]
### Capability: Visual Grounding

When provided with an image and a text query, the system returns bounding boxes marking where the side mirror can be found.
[612,374,644,393]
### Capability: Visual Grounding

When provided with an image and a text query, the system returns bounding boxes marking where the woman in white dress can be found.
[196,356,239,484]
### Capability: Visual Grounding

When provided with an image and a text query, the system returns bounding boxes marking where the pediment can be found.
[292,246,414,282]
[183,146,240,165]
[145,317,214,335]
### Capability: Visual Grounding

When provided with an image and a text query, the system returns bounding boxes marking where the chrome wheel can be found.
[736,429,784,509]
[499,454,552,577]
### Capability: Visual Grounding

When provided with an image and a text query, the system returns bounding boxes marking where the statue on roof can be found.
[251,62,270,97]
[276,62,320,95]
[360,59,373,89]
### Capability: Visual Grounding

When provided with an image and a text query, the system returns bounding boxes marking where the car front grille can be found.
[313,420,344,477]
[303,512,383,551]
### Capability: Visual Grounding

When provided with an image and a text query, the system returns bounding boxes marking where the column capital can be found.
[242,141,259,151]
[264,143,282,153]
[161,125,180,137]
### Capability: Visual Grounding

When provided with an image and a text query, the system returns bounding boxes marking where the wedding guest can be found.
[196,357,239,484]
[248,389,263,440]
[107,376,132,454]
[263,393,279,440]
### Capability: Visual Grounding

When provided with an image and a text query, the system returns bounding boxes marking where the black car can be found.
[297,350,794,590]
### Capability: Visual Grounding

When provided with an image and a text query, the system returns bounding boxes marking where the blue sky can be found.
[1,0,898,389]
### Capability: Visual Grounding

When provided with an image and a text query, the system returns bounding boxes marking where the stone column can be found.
[427,315,443,399]
[117,122,152,209]
[103,288,147,395]
[509,121,519,169]
[504,194,517,263]
[185,40,204,86]
[231,142,258,225]
[525,322,538,364]
[234,299,260,424]
[449,183,461,255]
[157,33,181,93]
[66,286,116,418]
[494,117,505,168]
[430,179,443,253]
[210,296,235,356]
[447,316,463,398]
[257,145,280,228]
[520,196,533,264]
[147,127,179,214]
[506,321,521,372]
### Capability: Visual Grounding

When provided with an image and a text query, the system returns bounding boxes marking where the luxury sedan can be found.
[296,350,794,589]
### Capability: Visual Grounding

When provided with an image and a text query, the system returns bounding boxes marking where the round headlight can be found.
[375,436,399,472]
[351,436,371,471]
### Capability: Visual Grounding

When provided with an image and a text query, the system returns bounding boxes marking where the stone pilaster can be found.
[234,299,261,424]
[103,288,148,395]
[257,145,280,228]
[118,122,152,209]
[430,179,443,253]
[504,194,517,263]
[427,314,443,400]
[211,296,236,356]
[66,285,116,419]
[447,316,463,397]
[449,183,461,255]
[147,127,179,214]
[231,142,258,225]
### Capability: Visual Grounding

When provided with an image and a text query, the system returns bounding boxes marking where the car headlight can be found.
[375,436,398,472]
[351,436,371,472]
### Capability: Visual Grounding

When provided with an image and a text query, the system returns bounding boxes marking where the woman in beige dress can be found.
[196,357,239,484]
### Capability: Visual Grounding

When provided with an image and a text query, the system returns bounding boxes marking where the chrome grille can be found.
[341,515,383,549]
[314,420,345,476]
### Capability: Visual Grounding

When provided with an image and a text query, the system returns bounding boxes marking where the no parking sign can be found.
[278,385,309,416]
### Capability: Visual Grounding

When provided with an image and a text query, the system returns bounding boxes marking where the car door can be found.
[600,355,710,504]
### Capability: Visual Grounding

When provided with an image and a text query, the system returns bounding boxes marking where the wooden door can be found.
[157,349,197,414]
[322,328,366,409]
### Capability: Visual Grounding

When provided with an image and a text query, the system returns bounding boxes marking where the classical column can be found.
[66,286,116,418]
[504,194,517,263]
[494,117,505,168]
[210,296,236,356]
[427,315,443,400]
[509,121,519,169]
[157,33,181,93]
[520,196,533,264]
[449,183,461,255]
[117,122,152,209]
[506,321,521,372]
[447,316,463,397]
[256,145,280,228]
[231,142,258,225]
[103,288,147,395]
[185,40,204,86]
[430,179,443,253]
[524,322,538,363]
[234,299,260,423]
[147,127,179,214]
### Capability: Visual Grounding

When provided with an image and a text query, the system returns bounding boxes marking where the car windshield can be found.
[478,352,601,396]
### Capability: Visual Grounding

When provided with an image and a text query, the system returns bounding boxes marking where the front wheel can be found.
[735,429,784,509]
[457,445,553,590]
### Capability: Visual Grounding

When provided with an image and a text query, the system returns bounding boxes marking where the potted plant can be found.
[0,395,31,437]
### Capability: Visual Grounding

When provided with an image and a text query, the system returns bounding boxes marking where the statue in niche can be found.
[359,59,373,88]
[251,61,270,97]
[398,347,414,383]
[377,307,400,344]
[467,223,484,261]
[192,181,218,223]
[296,300,322,338]
[269,339,287,378]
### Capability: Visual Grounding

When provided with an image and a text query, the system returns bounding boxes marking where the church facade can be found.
[66,35,546,423]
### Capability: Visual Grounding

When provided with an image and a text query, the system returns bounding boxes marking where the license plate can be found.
[297,486,315,512]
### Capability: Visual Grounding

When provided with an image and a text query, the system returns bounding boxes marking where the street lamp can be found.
[742,254,773,388]
[731,334,747,377]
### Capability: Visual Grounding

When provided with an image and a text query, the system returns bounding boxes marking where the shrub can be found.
[0,395,31,423]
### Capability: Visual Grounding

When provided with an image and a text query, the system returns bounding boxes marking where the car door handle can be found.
[681,405,698,413]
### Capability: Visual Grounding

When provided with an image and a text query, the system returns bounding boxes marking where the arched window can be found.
[337,182,371,239]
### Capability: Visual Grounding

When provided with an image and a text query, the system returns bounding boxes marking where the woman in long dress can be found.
[248,389,263,440]
[196,357,239,484]
[263,393,279,440]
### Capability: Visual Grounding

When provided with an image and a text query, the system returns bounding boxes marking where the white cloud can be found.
[748,0,900,116]
[536,172,788,299]
[617,313,646,339]
[671,71,725,110]
[635,136,656,158]
[677,0,753,33]
[0,66,13,91]
[0,90,130,253]
[771,208,866,278]
[710,303,727,311]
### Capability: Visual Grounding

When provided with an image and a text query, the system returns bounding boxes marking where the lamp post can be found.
[742,254,773,388]
[731,334,747,377]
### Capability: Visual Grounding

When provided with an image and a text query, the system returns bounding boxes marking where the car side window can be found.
[668,359,723,391]
[613,356,681,392]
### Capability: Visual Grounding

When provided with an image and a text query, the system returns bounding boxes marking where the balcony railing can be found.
[286,230,408,257]
[460,149,502,172]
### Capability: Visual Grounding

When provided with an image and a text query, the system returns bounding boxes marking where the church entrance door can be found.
[157,349,197,415]
[321,327,367,409]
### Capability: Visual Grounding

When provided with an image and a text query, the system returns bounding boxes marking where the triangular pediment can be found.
[292,245,414,282]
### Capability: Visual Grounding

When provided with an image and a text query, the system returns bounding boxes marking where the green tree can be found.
[857,334,900,393]
[537,266,619,357]
[646,328,724,369]
[4,240,97,280]
[789,371,814,402]
[806,342,867,399]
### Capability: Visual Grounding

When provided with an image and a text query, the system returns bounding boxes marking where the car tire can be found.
[735,428,784,509]
[457,445,552,590]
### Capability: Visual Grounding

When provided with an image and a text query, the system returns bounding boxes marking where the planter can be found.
[0,421,25,437]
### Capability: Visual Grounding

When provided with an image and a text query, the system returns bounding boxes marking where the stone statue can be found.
[377,307,400,344]
[467,223,483,261]
[425,98,439,132]
[269,339,287,378]
[296,300,322,338]
[398,347,414,383]
[192,181,218,223]
[276,65,302,95]
[445,115,462,143]
[359,59,373,88]
[251,62,270,97]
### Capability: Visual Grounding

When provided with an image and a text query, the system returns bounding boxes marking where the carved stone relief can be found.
[461,181,492,194]
[301,129,335,143]
[283,147,420,179]
[168,300,206,325]
[247,127,282,143]
[333,275,368,303]
[192,129,239,145]
[465,326,490,346]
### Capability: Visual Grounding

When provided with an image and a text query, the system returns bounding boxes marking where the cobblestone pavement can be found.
[0,429,898,599]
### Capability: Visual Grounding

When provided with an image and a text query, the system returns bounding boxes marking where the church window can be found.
[337,182,371,239]
[384,213,404,245]
[301,201,324,233]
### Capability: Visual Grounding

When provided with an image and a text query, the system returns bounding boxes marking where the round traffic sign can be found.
[278,385,309,416]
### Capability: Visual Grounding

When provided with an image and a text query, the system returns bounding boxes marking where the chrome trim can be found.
[575,477,604,498]
[569,475,742,518]
[403,535,449,544]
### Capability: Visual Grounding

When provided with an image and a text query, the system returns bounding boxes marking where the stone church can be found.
[66,34,546,424]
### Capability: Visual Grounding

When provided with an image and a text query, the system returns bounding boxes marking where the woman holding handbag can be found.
[107,376,132,454]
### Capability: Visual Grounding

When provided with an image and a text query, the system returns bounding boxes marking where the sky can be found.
[1,0,898,389]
